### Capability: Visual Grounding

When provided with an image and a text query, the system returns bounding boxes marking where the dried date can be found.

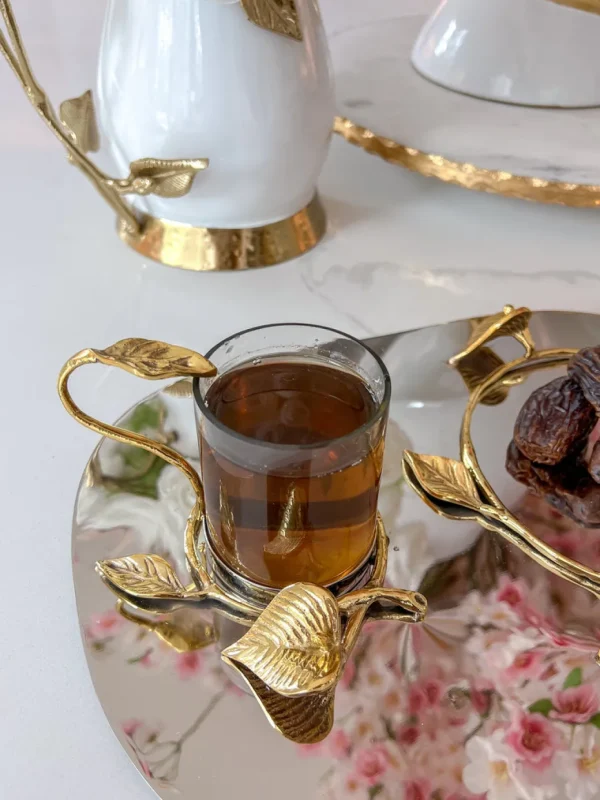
[514,376,595,465]
[589,440,600,484]
[506,440,545,496]
[506,440,600,527]
[568,346,600,412]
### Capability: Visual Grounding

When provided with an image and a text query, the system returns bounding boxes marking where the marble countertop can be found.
[1,0,600,797]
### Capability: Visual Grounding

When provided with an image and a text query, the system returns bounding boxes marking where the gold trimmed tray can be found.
[331,10,600,208]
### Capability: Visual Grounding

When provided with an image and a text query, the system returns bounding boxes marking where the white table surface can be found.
[1,1,600,797]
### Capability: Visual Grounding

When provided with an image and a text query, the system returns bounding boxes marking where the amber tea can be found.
[199,358,385,587]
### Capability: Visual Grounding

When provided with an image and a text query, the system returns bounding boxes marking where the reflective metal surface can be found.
[73,310,600,798]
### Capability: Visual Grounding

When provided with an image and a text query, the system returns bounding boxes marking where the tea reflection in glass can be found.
[194,325,390,588]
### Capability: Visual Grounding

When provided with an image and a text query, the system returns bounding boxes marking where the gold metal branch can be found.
[0,0,208,234]
[403,306,600,619]
[58,336,427,743]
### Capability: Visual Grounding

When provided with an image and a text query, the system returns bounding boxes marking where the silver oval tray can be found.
[73,310,600,799]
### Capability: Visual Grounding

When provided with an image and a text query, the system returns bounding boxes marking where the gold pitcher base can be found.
[118,194,327,272]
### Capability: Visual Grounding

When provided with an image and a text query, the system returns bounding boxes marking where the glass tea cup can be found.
[193,324,391,589]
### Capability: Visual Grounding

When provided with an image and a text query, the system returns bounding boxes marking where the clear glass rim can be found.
[192,322,391,452]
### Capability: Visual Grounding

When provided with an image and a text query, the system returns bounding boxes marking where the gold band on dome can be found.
[333,116,600,208]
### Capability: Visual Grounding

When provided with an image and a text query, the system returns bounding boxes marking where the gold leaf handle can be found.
[58,339,216,594]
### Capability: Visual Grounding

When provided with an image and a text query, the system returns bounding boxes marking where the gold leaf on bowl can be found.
[222,583,342,697]
[403,452,482,511]
[94,339,217,380]
[449,305,533,366]
[97,554,187,599]
[241,0,302,41]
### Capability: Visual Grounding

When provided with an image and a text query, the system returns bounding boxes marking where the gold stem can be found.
[341,517,389,656]
[0,0,140,232]
[479,505,600,598]
[57,350,202,493]
[57,347,226,601]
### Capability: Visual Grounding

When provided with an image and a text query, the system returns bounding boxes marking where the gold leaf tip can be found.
[96,553,186,599]
[448,306,532,366]
[222,583,342,697]
[94,339,217,380]
[403,451,482,518]
[59,89,100,153]
[241,0,303,41]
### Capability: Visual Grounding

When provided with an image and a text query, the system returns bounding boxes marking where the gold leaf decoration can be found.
[455,347,508,405]
[59,90,100,153]
[94,339,217,380]
[163,378,194,398]
[241,0,302,41]
[117,602,217,653]
[151,617,217,653]
[222,583,342,696]
[264,485,305,556]
[125,158,209,199]
[454,346,526,406]
[402,452,481,511]
[97,554,187,601]
[449,306,533,366]
[233,662,335,743]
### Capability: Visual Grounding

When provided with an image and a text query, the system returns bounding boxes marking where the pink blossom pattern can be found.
[403,778,432,800]
[504,712,563,771]
[354,744,390,786]
[329,729,352,760]
[504,649,544,681]
[303,493,600,800]
[175,651,204,680]
[551,685,600,724]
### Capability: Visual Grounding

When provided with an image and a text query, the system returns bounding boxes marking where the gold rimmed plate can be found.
[330,5,600,207]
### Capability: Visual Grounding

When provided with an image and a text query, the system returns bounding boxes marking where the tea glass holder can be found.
[58,328,427,744]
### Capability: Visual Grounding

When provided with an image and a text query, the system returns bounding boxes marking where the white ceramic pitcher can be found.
[96,0,335,267]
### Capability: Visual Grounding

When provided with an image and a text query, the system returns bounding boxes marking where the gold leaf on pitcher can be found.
[59,90,100,153]
[94,339,217,380]
[125,157,209,198]
[403,452,481,511]
[97,554,187,599]
[222,583,342,696]
[241,0,302,41]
